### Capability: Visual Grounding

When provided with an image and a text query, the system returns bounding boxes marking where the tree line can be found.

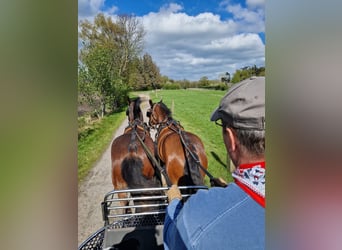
[154,65,265,90]
[231,65,265,83]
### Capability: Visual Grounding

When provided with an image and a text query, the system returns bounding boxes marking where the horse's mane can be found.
[158,101,172,118]
[127,97,143,121]
[134,97,142,114]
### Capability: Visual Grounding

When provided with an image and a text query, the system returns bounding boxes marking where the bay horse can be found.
[147,100,208,187]
[111,97,162,214]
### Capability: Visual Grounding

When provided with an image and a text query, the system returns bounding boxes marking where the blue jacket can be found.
[163,183,265,250]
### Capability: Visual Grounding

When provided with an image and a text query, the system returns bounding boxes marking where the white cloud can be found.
[78,0,105,18]
[159,3,183,13]
[141,3,264,80]
[246,0,265,9]
[227,4,264,33]
[142,9,237,48]
[78,0,118,21]
[106,6,118,15]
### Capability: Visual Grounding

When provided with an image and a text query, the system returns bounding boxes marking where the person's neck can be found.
[235,155,265,167]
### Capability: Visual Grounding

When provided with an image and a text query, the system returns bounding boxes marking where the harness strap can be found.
[177,129,215,180]
[128,128,138,153]
[155,118,222,187]
[169,120,215,181]
[135,130,172,187]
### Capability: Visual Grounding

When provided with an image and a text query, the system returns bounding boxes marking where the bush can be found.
[216,83,228,90]
[78,115,99,140]
[163,83,181,90]
[199,84,228,91]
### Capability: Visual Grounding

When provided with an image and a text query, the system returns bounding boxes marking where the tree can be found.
[116,15,145,82]
[179,79,191,89]
[231,70,241,83]
[128,53,162,90]
[142,53,161,90]
[78,13,145,115]
[198,76,210,87]
[78,44,122,117]
[159,75,170,88]
[127,57,144,89]
[231,65,265,83]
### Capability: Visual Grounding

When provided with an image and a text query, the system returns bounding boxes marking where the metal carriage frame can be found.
[78,186,208,250]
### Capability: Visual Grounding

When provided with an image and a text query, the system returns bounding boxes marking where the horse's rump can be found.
[112,130,157,186]
[157,128,207,186]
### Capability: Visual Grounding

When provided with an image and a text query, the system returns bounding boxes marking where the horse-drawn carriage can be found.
[79,96,222,250]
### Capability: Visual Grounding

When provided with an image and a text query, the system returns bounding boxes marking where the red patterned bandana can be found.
[232,161,265,207]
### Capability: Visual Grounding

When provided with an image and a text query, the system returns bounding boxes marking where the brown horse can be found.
[147,100,208,187]
[111,97,162,213]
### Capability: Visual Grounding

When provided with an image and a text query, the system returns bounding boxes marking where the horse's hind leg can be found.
[167,158,185,185]
[117,192,132,214]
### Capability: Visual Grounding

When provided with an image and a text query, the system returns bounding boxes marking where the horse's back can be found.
[111,130,153,156]
[111,133,129,157]
[184,131,206,151]
[160,130,207,161]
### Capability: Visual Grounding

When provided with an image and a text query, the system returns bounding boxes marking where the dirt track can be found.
[78,95,152,245]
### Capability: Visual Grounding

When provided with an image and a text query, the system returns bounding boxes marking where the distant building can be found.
[220,72,231,87]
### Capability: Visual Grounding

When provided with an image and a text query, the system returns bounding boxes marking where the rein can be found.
[177,129,215,180]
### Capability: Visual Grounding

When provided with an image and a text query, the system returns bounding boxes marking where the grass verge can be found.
[78,111,126,183]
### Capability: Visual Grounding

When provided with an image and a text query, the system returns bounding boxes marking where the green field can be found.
[141,89,233,185]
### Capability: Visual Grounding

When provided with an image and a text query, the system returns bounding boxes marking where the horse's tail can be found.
[121,155,162,213]
[121,155,159,189]
[122,155,144,189]
[182,132,205,186]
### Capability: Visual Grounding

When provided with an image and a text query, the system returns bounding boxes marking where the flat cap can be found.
[210,76,265,130]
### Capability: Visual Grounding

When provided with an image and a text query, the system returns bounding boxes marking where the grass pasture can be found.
[142,89,233,185]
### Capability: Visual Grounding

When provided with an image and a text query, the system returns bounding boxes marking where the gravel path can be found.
[78,94,152,245]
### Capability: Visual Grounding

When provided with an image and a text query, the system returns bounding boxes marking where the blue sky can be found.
[79,0,265,80]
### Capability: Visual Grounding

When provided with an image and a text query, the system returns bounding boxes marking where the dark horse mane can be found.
[134,97,142,114]
[157,101,172,118]
[126,97,143,122]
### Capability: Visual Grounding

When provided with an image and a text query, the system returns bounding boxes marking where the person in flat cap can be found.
[164,77,265,250]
